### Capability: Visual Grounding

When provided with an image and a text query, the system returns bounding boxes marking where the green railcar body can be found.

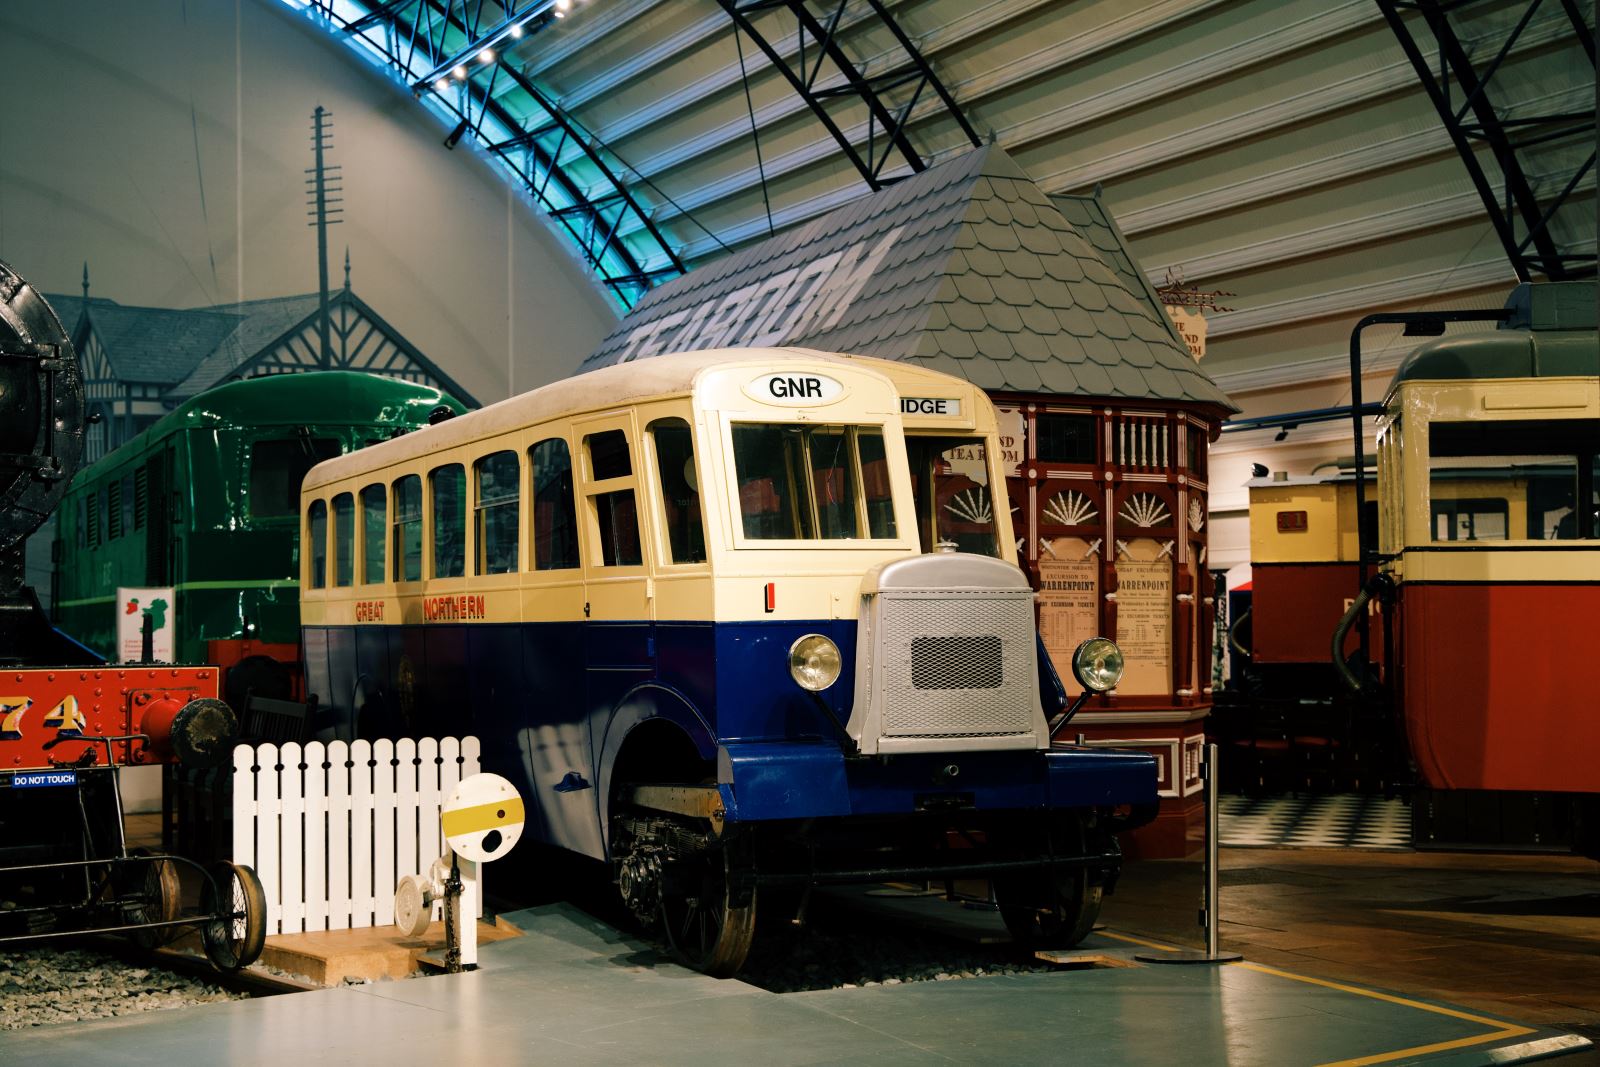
[54,372,465,663]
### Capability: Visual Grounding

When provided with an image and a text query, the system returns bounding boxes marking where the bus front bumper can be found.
[715,741,1159,826]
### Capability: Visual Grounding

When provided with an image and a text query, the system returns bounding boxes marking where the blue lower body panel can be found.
[717,743,1158,824]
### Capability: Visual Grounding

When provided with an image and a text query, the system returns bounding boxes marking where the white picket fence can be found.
[231,737,483,935]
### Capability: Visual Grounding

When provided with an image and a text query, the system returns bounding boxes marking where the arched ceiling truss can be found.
[716,0,980,191]
[1378,0,1596,280]
[284,0,691,309]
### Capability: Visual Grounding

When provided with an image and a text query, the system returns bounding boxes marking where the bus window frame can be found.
[645,412,710,571]
[429,460,468,581]
[716,413,918,553]
[576,414,650,574]
[473,448,522,579]
[332,491,356,587]
[306,497,328,590]
[359,482,386,586]
[529,433,582,573]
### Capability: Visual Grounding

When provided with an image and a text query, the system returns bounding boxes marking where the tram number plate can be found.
[8,771,77,789]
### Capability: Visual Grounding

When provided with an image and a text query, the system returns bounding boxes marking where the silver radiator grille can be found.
[879,592,1034,738]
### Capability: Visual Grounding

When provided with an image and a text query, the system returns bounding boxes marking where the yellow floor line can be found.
[1232,962,1536,1067]
[1096,929,1179,952]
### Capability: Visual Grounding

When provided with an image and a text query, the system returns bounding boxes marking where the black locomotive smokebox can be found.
[172,698,239,770]
[0,259,85,562]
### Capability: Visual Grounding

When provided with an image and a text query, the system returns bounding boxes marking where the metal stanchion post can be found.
[1138,743,1242,965]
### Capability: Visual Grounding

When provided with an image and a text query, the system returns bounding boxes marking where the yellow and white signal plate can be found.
[441,773,525,863]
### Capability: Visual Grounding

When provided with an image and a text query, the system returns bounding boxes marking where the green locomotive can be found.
[54,372,465,696]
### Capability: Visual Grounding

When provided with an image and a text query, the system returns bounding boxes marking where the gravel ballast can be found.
[0,947,246,1030]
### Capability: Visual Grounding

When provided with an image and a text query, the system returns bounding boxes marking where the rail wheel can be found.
[659,846,755,978]
[123,849,181,949]
[200,861,267,972]
[994,817,1104,950]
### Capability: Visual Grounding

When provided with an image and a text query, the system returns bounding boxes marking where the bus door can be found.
[574,414,657,766]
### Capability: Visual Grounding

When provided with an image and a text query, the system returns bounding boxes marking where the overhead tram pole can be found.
[308,106,343,370]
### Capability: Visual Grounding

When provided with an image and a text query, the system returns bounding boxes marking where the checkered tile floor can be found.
[1218,793,1412,850]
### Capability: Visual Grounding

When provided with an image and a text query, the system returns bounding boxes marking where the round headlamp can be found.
[788,634,842,692]
[1071,637,1124,693]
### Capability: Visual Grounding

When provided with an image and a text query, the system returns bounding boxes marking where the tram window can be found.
[1429,419,1599,540]
[120,474,136,536]
[431,464,466,578]
[332,492,355,586]
[76,497,87,549]
[393,475,423,581]
[731,423,898,541]
[531,438,579,570]
[307,499,328,589]
[906,436,999,556]
[475,451,520,575]
[360,484,385,584]
[249,437,342,519]
[584,431,641,567]
[108,480,123,540]
[649,419,705,564]
[1035,413,1096,465]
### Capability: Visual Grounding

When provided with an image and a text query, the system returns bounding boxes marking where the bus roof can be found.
[302,348,976,492]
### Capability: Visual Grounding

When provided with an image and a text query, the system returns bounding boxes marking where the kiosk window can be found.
[475,451,520,575]
[307,499,328,589]
[531,438,579,570]
[332,493,355,586]
[393,474,423,582]
[585,430,641,567]
[250,437,341,519]
[1035,413,1096,465]
[431,464,466,578]
[650,419,705,564]
[360,483,386,584]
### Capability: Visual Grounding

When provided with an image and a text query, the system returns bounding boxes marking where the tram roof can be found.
[302,348,931,491]
[74,371,464,481]
[1387,282,1598,397]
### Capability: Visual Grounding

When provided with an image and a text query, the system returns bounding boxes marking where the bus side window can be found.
[475,451,520,575]
[393,475,423,581]
[308,499,328,589]
[332,492,355,586]
[360,483,386,584]
[584,430,642,567]
[530,438,579,570]
[648,418,705,564]
[431,463,466,579]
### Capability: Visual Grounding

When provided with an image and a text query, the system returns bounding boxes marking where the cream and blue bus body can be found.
[299,349,1156,974]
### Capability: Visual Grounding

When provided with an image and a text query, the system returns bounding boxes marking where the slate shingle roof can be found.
[581,145,1235,413]
[171,293,323,398]
[1050,190,1187,351]
[47,295,245,385]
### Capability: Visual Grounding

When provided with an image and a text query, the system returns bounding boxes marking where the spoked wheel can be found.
[993,817,1105,950]
[658,846,755,978]
[122,849,181,949]
[200,861,267,972]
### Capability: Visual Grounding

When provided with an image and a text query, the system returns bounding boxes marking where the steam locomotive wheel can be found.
[123,849,181,949]
[659,846,755,978]
[200,861,267,972]
[994,817,1103,950]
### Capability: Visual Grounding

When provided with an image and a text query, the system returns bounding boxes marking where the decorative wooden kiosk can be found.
[580,146,1236,857]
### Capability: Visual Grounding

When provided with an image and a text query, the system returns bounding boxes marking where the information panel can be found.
[1114,541,1172,695]
[1038,541,1100,672]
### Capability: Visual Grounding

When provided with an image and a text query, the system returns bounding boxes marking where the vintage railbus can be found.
[54,372,464,706]
[299,347,1158,975]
